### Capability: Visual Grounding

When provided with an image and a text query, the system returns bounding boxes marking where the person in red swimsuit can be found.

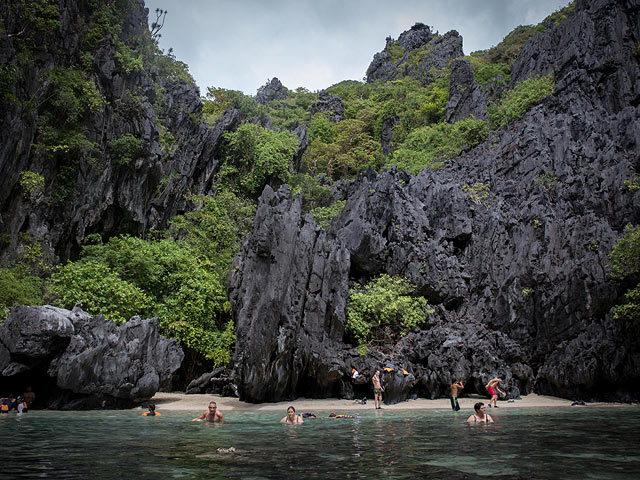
[485,377,506,408]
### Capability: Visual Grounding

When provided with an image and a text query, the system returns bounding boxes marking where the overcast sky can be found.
[144,0,571,96]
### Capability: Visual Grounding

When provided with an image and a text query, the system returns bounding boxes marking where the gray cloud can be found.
[145,0,571,95]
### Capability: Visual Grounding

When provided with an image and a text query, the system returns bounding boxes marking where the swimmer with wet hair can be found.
[281,406,303,424]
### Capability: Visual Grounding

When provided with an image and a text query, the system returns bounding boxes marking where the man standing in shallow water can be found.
[192,401,225,422]
[372,370,384,409]
[450,379,464,411]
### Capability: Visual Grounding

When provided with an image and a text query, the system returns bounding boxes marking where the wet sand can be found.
[148,391,622,413]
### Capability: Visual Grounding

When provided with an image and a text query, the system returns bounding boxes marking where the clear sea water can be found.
[1,406,638,479]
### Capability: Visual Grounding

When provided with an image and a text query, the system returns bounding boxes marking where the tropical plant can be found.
[608,224,640,322]
[346,274,433,351]
[487,73,555,129]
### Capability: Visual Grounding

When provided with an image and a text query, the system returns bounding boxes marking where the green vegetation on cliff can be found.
[46,188,255,368]
[346,275,434,354]
[608,224,640,322]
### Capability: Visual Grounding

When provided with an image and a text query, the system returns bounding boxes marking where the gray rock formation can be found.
[310,90,345,122]
[229,0,640,403]
[0,305,183,409]
[366,25,463,85]
[445,59,490,123]
[256,77,289,104]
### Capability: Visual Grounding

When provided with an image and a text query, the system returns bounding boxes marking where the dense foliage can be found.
[487,73,555,129]
[46,189,255,366]
[608,224,640,322]
[346,275,433,353]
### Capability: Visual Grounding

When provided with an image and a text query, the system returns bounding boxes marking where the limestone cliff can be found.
[0,0,234,264]
[229,0,640,403]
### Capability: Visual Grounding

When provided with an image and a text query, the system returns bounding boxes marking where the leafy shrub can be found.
[19,171,45,200]
[487,73,555,129]
[473,63,511,86]
[43,67,104,125]
[222,123,298,195]
[115,41,143,75]
[462,182,490,205]
[311,200,346,229]
[535,170,560,191]
[346,274,433,351]
[288,173,333,211]
[621,178,640,193]
[302,119,379,179]
[48,260,153,325]
[470,24,542,66]
[109,133,142,165]
[386,42,406,63]
[608,224,640,322]
[308,114,338,143]
[52,234,237,364]
[389,116,489,174]
[0,267,44,320]
[169,191,256,276]
[203,87,262,125]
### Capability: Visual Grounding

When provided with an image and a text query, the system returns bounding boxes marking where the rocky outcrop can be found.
[366,24,464,85]
[310,90,345,122]
[0,0,238,265]
[445,59,491,123]
[229,0,640,403]
[0,305,183,409]
[256,77,289,104]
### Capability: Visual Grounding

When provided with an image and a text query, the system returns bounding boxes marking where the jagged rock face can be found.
[445,59,491,123]
[0,0,236,264]
[0,305,183,409]
[310,90,345,122]
[230,0,640,403]
[256,77,289,104]
[366,25,463,85]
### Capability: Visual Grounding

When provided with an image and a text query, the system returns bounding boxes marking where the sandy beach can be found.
[148,391,625,413]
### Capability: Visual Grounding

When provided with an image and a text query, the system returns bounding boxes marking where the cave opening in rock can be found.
[1,361,58,409]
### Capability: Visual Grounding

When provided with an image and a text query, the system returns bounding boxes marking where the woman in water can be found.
[281,406,304,424]
[467,402,494,424]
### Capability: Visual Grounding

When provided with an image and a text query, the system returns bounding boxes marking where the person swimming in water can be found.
[467,402,494,424]
[280,406,303,424]
[192,401,224,422]
[142,403,161,416]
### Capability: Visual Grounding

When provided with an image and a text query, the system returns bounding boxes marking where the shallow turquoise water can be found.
[1,406,639,479]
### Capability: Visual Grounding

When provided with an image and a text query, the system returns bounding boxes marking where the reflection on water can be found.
[0,406,639,479]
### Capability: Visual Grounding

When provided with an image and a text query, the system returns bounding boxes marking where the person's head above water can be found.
[474,402,486,414]
[287,406,296,414]
[208,401,217,412]
[148,403,156,412]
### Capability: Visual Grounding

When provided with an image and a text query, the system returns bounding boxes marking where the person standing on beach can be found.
[450,379,464,411]
[372,370,384,409]
[467,402,494,423]
[192,401,225,422]
[485,377,506,408]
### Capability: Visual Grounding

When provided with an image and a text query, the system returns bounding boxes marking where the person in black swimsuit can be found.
[467,402,494,423]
